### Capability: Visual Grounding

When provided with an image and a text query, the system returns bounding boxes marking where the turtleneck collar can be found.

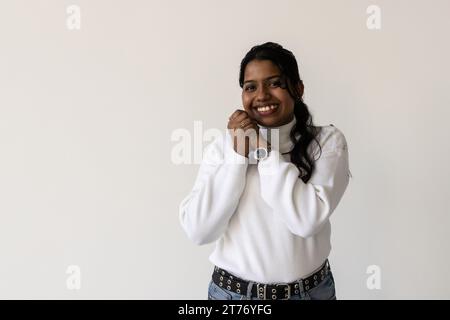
[258,116,297,154]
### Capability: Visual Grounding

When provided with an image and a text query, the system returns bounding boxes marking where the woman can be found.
[179,42,351,300]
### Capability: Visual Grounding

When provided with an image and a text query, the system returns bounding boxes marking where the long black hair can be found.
[239,42,322,183]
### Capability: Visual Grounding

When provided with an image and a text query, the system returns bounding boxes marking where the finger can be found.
[229,109,244,121]
[238,118,252,128]
[232,112,251,124]
[243,124,258,134]
[241,118,258,129]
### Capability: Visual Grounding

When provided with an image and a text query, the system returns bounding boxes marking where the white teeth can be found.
[257,104,278,112]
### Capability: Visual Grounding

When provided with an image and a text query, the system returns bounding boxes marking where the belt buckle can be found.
[256,284,267,300]
[278,284,291,300]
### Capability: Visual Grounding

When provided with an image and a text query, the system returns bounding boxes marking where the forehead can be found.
[244,60,281,80]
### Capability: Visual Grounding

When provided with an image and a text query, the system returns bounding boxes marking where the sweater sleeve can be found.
[257,126,350,238]
[179,131,249,245]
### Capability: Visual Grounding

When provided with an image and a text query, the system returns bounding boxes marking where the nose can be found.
[255,84,271,102]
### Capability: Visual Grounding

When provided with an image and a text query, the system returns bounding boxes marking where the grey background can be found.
[0,0,449,299]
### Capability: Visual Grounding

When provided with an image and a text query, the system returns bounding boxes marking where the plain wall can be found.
[0,0,449,299]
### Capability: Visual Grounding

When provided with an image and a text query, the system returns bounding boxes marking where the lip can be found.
[254,103,280,117]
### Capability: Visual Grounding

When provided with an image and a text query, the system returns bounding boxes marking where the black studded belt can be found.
[212,260,331,300]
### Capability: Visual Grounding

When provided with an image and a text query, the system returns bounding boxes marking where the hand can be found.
[227,110,259,158]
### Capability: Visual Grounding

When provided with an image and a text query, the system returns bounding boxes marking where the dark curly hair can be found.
[238,42,322,183]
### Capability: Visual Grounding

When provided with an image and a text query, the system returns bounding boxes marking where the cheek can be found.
[279,96,295,110]
[242,95,252,109]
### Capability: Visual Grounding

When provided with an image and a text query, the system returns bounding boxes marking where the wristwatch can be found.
[254,145,271,161]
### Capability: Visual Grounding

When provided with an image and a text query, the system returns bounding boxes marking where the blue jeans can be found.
[208,271,337,300]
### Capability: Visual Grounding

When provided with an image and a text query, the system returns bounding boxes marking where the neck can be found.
[258,116,298,154]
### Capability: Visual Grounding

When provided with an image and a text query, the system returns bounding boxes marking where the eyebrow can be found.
[243,75,281,85]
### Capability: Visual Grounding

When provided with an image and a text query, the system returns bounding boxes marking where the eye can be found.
[270,80,281,87]
[244,85,255,92]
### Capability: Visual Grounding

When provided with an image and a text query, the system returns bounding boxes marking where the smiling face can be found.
[242,59,302,127]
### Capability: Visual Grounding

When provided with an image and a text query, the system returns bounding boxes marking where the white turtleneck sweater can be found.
[179,117,350,283]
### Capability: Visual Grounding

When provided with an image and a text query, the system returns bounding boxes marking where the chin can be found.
[257,118,280,127]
